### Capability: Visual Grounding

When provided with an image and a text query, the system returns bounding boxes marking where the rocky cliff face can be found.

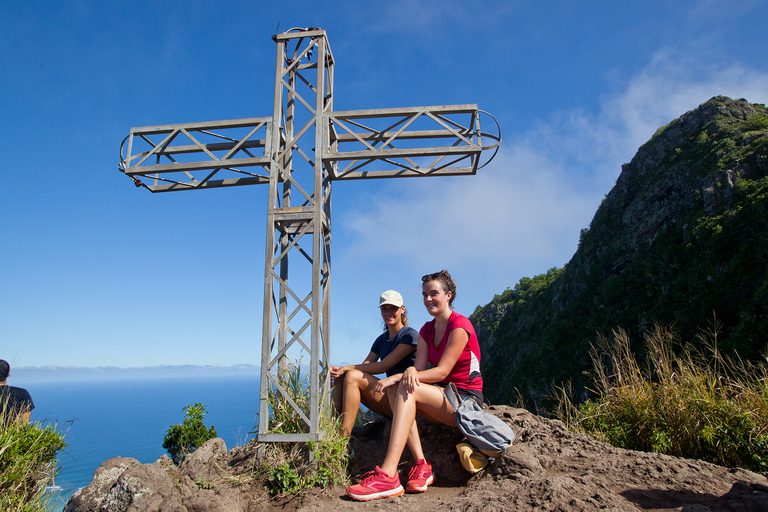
[473,96,768,406]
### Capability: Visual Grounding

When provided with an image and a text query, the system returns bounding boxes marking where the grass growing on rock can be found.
[256,361,350,496]
[553,321,768,472]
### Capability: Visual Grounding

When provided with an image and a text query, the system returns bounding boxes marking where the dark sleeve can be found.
[2,387,34,415]
[369,332,386,358]
[21,389,34,411]
[397,327,418,348]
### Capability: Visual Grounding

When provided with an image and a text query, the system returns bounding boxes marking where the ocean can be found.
[28,374,260,511]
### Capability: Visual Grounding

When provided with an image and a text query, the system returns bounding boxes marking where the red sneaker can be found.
[406,459,434,493]
[346,466,404,501]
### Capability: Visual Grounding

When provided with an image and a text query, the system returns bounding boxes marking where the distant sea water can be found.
[26,371,260,511]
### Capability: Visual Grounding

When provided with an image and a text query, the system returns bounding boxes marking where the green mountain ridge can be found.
[471,96,768,408]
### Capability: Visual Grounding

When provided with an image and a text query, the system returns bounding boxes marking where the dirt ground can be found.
[265,407,768,512]
[66,406,768,512]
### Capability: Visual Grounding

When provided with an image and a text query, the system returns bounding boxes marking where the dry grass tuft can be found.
[553,321,768,471]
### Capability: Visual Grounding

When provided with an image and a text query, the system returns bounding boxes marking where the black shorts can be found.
[436,383,483,407]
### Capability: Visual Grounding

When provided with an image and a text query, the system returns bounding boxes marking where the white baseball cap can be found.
[378,290,404,308]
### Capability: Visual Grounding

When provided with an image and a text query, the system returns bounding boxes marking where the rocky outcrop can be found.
[66,406,768,511]
[446,407,768,512]
[64,414,470,512]
[580,97,765,286]
[64,439,260,512]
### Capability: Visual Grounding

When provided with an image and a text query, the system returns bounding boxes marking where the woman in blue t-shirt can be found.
[330,290,418,437]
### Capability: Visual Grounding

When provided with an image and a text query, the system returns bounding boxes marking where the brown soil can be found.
[66,406,768,511]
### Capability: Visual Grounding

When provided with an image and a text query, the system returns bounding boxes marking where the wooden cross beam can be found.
[119,27,500,446]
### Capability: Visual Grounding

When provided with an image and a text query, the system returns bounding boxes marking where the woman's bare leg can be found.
[383,382,426,462]
[340,369,396,437]
[380,383,456,476]
[331,376,344,417]
[341,370,425,459]
[338,370,366,436]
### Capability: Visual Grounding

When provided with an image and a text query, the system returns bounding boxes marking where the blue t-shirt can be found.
[369,326,418,377]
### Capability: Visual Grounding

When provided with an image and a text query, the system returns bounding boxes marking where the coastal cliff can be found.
[472,96,768,407]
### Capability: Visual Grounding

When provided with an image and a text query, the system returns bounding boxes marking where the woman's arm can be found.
[375,327,470,394]
[330,350,379,379]
[401,328,469,393]
[358,343,415,375]
[372,337,425,393]
[331,328,416,379]
[413,335,429,372]
[398,335,429,393]
[330,340,415,379]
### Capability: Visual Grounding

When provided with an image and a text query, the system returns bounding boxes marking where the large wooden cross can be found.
[119,27,500,446]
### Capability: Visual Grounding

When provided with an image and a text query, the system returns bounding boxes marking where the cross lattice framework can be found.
[119,27,500,446]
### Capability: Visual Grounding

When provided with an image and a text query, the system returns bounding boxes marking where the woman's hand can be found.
[401,366,420,394]
[373,374,401,394]
[330,365,349,381]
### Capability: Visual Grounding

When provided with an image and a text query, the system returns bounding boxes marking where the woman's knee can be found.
[343,368,367,388]
[388,381,417,405]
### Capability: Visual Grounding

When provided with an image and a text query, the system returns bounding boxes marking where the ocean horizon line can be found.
[16,363,260,372]
[14,364,262,383]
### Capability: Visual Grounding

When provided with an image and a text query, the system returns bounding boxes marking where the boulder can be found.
[65,439,251,512]
[64,457,143,512]
[180,437,228,484]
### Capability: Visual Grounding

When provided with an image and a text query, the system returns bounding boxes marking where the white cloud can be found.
[340,146,596,274]
[329,47,768,365]
[338,50,768,294]
[605,50,768,152]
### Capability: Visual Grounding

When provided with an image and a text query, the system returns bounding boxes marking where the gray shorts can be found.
[436,383,483,407]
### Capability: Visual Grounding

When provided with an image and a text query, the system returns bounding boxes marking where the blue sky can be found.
[2,0,768,372]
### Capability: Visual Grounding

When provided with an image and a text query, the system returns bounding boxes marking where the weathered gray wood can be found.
[148,176,270,192]
[124,157,270,174]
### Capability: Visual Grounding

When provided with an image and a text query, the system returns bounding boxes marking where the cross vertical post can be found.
[258,29,334,444]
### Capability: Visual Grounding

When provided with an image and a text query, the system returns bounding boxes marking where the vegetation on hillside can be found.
[472,267,573,408]
[473,97,768,409]
[553,322,768,472]
[0,407,66,512]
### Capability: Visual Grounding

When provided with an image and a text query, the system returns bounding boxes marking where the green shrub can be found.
[553,322,768,471]
[163,403,217,465]
[195,477,215,489]
[267,463,300,494]
[0,408,66,512]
